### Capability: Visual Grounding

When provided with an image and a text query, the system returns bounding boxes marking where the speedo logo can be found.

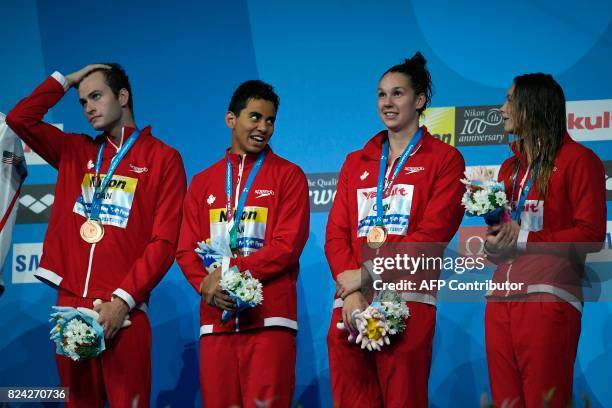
[255,189,274,198]
[361,185,411,199]
[405,166,425,175]
[129,164,148,174]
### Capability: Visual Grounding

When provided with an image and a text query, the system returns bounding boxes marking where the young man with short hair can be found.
[7,63,186,407]
[176,80,309,408]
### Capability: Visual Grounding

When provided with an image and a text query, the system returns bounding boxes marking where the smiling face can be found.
[500,83,517,134]
[226,98,276,155]
[78,71,128,132]
[377,72,425,133]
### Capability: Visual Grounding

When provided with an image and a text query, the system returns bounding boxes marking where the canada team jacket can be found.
[6,73,187,310]
[176,146,310,335]
[488,133,606,311]
[325,127,466,306]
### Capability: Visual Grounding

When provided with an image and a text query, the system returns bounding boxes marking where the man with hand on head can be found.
[176,80,309,408]
[7,63,186,407]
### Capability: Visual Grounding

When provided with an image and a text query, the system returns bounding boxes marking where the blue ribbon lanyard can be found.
[511,162,539,223]
[89,127,140,221]
[225,150,267,249]
[375,128,423,227]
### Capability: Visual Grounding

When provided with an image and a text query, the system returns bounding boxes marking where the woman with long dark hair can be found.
[484,73,606,407]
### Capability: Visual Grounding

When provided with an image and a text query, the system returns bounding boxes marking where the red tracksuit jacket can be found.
[488,132,606,310]
[176,146,310,335]
[325,127,466,305]
[6,73,187,310]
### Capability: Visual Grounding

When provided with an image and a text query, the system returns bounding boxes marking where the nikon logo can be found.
[217,210,259,223]
[455,106,506,146]
[89,176,128,190]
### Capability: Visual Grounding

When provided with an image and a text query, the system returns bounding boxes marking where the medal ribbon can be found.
[511,162,539,224]
[225,150,267,249]
[89,127,140,221]
[375,127,423,227]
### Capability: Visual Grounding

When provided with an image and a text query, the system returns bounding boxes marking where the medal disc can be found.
[367,225,387,249]
[80,220,104,243]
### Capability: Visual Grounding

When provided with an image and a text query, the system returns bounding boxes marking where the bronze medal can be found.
[367,225,387,249]
[80,219,104,244]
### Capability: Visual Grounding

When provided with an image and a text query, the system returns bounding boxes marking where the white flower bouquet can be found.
[377,291,410,335]
[461,167,510,225]
[337,291,410,351]
[49,306,105,361]
[195,237,233,274]
[219,266,263,323]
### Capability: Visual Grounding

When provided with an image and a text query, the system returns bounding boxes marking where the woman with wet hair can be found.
[484,73,606,407]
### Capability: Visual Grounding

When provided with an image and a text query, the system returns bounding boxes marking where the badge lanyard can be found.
[374,127,423,227]
[89,127,140,221]
[225,150,267,249]
[511,162,539,224]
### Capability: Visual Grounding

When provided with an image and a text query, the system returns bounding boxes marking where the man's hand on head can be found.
[65,64,112,88]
